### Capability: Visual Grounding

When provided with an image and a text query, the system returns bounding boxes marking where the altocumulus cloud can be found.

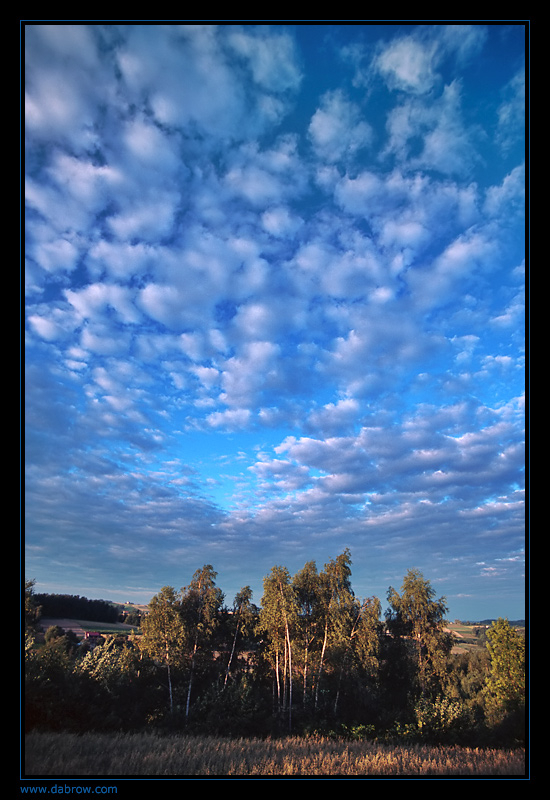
[24,23,526,620]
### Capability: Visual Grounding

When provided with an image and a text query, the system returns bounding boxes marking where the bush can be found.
[414,695,468,743]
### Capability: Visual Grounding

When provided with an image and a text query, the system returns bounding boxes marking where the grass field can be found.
[445,623,483,653]
[38,618,140,637]
[24,731,526,777]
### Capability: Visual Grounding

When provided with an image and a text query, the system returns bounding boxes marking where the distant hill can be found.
[462,619,525,627]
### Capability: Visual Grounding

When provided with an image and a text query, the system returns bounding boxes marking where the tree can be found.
[259,565,298,730]
[180,565,224,720]
[224,585,257,689]
[25,579,41,645]
[354,596,382,672]
[314,549,355,709]
[386,568,453,697]
[139,586,186,713]
[484,618,525,717]
[292,560,321,705]
[44,625,66,644]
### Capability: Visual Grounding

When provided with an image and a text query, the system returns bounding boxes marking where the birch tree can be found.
[385,569,453,697]
[180,565,224,720]
[292,560,321,705]
[259,565,298,730]
[333,595,382,715]
[224,585,257,688]
[140,586,186,713]
[315,549,355,709]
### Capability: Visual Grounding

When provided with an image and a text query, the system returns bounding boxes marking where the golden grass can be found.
[24,731,526,777]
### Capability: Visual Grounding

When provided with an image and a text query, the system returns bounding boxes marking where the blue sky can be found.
[24,23,526,621]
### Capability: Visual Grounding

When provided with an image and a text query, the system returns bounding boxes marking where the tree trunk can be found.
[275,648,281,711]
[186,640,198,719]
[315,623,329,709]
[165,638,173,713]
[224,620,240,688]
[285,620,293,732]
[303,642,308,705]
[167,661,173,713]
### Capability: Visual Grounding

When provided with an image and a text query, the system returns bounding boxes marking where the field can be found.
[24,731,526,777]
[445,624,481,653]
[38,618,140,638]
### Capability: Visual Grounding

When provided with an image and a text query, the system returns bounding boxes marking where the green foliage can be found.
[75,637,139,691]
[414,694,467,742]
[23,564,526,748]
[482,618,525,743]
[25,579,41,634]
[386,568,453,697]
[180,565,224,719]
[223,586,258,688]
[139,585,187,713]
[339,722,377,740]
[259,565,298,729]
[189,680,271,737]
[484,618,525,712]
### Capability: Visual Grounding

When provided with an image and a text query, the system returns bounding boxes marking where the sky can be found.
[24,22,527,621]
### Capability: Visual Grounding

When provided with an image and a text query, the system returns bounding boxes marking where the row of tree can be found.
[24,553,526,745]
[32,593,120,623]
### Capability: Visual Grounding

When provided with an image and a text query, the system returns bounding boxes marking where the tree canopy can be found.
[24,559,526,746]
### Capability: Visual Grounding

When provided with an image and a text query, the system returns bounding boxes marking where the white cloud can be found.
[206,408,252,430]
[227,27,302,93]
[262,207,303,238]
[24,24,525,617]
[383,80,482,175]
[483,164,525,218]
[306,398,360,436]
[308,90,373,163]
[375,36,438,94]
[65,283,142,325]
[25,26,108,149]
[407,229,496,311]
[28,314,68,342]
[32,237,80,275]
[496,67,525,154]
[219,340,282,409]
[107,196,178,242]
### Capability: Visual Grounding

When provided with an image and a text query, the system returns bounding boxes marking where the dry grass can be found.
[24,731,526,777]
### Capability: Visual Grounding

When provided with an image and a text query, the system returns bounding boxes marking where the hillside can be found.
[38,618,140,639]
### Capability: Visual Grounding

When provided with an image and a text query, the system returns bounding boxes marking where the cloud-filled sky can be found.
[24,23,526,621]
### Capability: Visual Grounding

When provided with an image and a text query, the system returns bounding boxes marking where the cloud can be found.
[306,398,360,437]
[227,26,303,93]
[28,306,79,342]
[308,90,373,163]
[375,36,439,94]
[496,67,525,155]
[261,206,304,238]
[206,408,252,430]
[483,164,525,218]
[24,24,525,618]
[65,283,142,325]
[371,25,487,96]
[383,80,483,176]
[25,25,109,149]
[224,136,307,207]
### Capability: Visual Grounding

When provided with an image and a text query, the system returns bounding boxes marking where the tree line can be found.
[24,552,525,746]
[32,593,120,624]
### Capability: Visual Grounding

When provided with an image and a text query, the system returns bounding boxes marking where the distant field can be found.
[446,624,485,653]
[39,618,140,637]
[24,731,526,777]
